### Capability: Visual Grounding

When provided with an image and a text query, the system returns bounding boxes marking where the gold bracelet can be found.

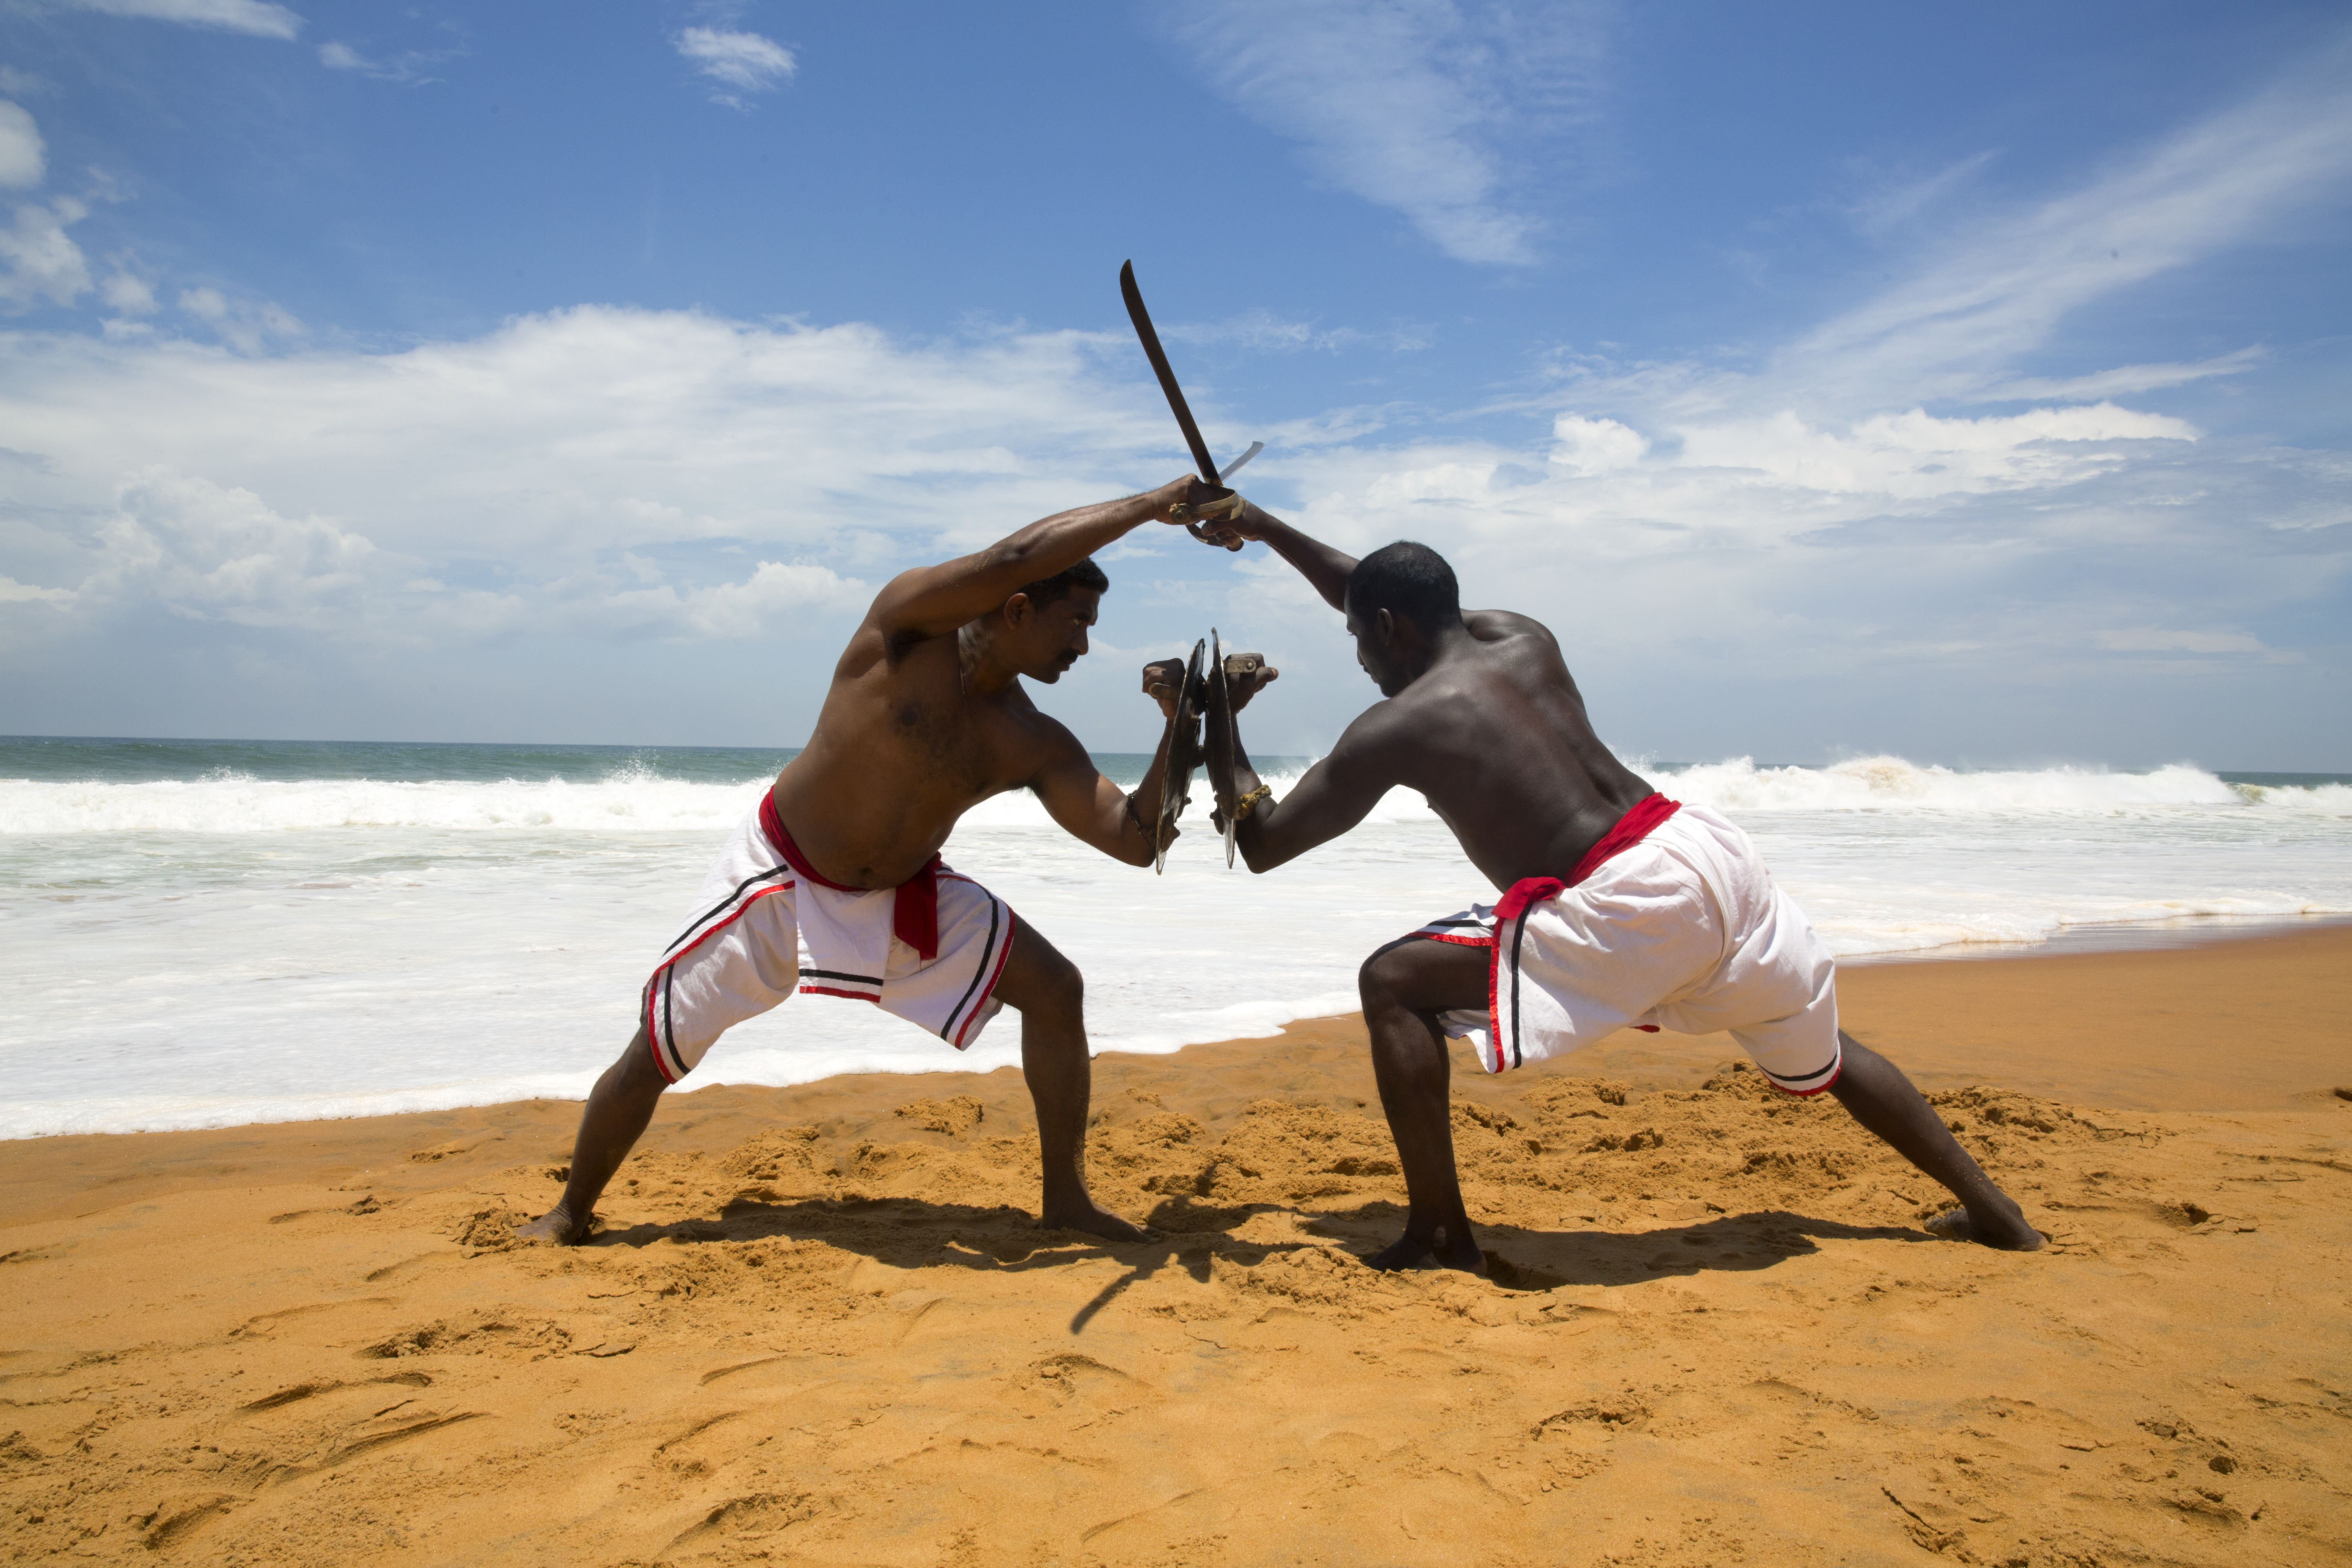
[1232,783,1274,821]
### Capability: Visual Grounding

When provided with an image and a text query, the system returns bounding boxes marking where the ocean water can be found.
[3,737,2348,1139]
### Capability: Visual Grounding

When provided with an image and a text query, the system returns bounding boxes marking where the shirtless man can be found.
[520,476,1236,1247]
[1194,507,2045,1270]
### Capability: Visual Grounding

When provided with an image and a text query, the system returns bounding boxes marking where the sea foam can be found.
[4,757,2343,836]
[2,749,2347,1138]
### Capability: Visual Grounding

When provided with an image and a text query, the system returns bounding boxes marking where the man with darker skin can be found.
[1194,504,2045,1272]
[520,474,1234,1248]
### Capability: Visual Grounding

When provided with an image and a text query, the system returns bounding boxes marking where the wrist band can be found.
[1125,790,1149,837]
[1231,782,1274,821]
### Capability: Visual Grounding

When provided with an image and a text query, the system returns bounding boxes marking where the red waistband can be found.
[759,788,944,961]
[1491,793,1683,931]
[1568,793,1682,886]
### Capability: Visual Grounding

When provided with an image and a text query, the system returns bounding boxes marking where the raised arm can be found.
[873,474,1225,639]
[1201,501,1357,612]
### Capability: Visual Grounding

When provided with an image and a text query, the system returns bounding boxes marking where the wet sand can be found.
[2,926,2348,1565]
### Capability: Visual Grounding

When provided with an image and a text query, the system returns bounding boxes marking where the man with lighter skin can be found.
[1194,506,2045,1271]
[521,474,1237,1247]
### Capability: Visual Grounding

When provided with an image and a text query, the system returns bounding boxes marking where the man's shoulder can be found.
[1464,607,1556,644]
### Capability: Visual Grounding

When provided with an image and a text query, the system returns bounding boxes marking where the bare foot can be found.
[1925,1203,2046,1252]
[515,1206,588,1246]
[1364,1222,1487,1274]
[1042,1202,1149,1245]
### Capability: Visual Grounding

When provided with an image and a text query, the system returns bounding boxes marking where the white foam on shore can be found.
[2,754,2347,1138]
[5,755,2347,836]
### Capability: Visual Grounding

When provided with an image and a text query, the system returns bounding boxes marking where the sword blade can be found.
[1120,259,1222,488]
[1218,441,1263,483]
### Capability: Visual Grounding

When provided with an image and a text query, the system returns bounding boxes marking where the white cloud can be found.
[2095,628,2267,655]
[1674,403,2196,499]
[89,471,391,630]
[0,195,92,311]
[51,469,869,644]
[0,306,1181,648]
[598,560,863,640]
[0,102,45,189]
[1548,414,1644,477]
[675,27,795,106]
[101,268,157,315]
[1165,0,1607,265]
[69,0,302,39]
[0,573,74,605]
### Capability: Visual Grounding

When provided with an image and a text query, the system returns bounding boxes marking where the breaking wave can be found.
[2,755,2343,835]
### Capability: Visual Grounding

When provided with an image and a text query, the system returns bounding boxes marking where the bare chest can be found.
[869,666,1032,805]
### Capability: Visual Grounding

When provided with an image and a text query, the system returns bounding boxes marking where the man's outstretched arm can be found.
[1030,689,1186,869]
[1209,698,1396,874]
[873,475,1225,640]
[1201,501,1357,611]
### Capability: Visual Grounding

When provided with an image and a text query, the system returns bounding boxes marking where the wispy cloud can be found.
[67,0,302,40]
[1978,347,2267,404]
[174,286,302,353]
[1768,47,2352,415]
[318,38,464,86]
[1163,0,1609,266]
[1163,309,1430,354]
[2096,627,2270,655]
[675,26,796,108]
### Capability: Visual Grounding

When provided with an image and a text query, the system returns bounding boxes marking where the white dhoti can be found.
[641,791,1017,1083]
[1411,799,1842,1096]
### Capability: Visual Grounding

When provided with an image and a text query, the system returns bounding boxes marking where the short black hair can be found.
[1346,541,1459,633]
[1018,557,1109,610]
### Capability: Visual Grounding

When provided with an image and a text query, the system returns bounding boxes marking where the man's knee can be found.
[1358,938,1417,1009]
[607,1028,670,1097]
[1021,947,1085,1018]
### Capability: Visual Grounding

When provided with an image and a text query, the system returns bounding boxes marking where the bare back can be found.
[1323,611,1653,891]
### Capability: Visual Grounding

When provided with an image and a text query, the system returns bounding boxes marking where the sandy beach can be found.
[3,925,2348,1566]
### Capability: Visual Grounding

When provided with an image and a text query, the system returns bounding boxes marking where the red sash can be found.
[1492,793,1683,928]
[1488,793,1682,1036]
[759,789,944,961]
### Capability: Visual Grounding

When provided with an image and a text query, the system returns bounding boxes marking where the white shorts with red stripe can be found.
[1413,804,1842,1095]
[641,803,1016,1084]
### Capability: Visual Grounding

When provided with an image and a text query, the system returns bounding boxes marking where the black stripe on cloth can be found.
[664,865,793,958]
[1766,1055,1840,1085]
[1422,918,1487,928]
[1506,905,1533,1071]
[942,894,1004,1042]
[657,971,686,1080]
[801,967,883,985]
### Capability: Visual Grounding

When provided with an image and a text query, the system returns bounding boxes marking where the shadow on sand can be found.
[577,1194,1940,1335]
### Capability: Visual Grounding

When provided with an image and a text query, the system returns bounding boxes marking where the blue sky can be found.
[1,1,2347,768]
